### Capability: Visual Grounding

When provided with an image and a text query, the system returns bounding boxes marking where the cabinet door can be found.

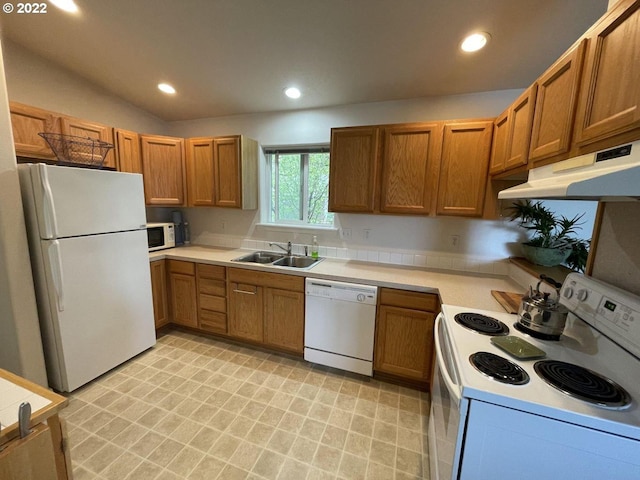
[504,86,537,171]
[213,136,242,208]
[9,102,59,160]
[114,128,142,174]
[264,287,304,354]
[169,272,197,328]
[489,110,509,174]
[60,116,116,169]
[380,123,443,215]
[374,305,434,382]
[329,126,380,212]
[150,260,168,329]
[436,121,493,217]
[0,424,58,480]
[186,137,215,206]
[529,41,586,164]
[228,282,263,342]
[140,135,186,206]
[574,1,640,145]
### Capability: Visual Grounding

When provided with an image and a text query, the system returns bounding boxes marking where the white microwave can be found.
[146,222,175,251]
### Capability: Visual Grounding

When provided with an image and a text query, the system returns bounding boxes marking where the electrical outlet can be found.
[450,235,460,248]
[363,228,372,241]
[221,221,226,232]
[341,228,352,240]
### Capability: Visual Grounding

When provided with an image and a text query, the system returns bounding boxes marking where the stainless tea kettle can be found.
[517,275,569,339]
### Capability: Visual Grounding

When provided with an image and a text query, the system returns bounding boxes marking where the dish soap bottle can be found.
[311,235,319,259]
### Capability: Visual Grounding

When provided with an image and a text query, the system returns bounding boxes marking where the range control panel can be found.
[561,273,640,359]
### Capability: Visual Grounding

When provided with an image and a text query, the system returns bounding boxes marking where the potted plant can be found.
[508,200,589,272]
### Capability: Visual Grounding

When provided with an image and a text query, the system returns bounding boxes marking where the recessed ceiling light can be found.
[158,83,176,95]
[284,87,301,99]
[49,0,79,13]
[461,32,490,53]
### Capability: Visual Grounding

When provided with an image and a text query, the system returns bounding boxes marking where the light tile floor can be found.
[62,330,431,479]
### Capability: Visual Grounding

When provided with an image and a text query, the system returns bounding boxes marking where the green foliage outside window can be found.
[268,150,334,226]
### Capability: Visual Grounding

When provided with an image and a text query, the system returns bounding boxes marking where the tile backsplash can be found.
[195,233,509,276]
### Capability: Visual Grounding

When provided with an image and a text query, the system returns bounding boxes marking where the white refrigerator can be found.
[18,163,156,392]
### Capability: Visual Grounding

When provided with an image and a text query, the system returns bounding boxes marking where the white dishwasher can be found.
[304,278,378,376]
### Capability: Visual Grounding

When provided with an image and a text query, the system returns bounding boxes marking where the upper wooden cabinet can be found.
[329,126,380,213]
[186,137,215,206]
[114,128,142,174]
[529,40,586,166]
[185,135,258,209]
[60,116,116,169]
[489,86,537,175]
[574,0,640,146]
[488,111,509,175]
[9,102,59,160]
[436,120,493,217]
[528,41,586,166]
[380,123,443,215]
[140,134,186,206]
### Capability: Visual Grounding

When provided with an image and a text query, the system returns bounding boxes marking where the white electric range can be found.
[429,273,640,480]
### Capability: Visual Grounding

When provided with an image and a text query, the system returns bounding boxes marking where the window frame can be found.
[264,146,333,227]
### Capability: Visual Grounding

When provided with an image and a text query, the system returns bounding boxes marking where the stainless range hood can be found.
[498,141,640,200]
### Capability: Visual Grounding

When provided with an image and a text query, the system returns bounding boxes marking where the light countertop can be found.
[151,245,524,311]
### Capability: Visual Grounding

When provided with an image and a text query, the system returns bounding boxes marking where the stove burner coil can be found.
[534,360,631,409]
[455,312,510,336]
[470,352,530,385]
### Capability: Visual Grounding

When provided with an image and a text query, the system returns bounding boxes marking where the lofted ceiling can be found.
[0,0,608,121]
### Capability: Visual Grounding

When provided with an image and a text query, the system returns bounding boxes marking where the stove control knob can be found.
[563,287,574,299]
[577,289,589,302]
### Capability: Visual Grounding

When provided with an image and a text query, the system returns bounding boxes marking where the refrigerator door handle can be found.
[39,164,58,238]
[48,240,65,311]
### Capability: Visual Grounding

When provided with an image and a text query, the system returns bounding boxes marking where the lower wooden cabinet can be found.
[264,287,305,353]
[168,260,198,328]
[374,288,439,386]
[197,264,227,334]
[150,260,169,329]
[228,268,305,354]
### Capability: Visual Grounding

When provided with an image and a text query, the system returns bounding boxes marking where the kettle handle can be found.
[540,274,562,290]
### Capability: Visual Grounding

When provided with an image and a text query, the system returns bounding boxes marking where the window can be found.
[265,147,334,226]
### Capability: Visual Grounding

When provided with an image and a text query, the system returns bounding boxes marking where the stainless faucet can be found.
[269,241,292,256]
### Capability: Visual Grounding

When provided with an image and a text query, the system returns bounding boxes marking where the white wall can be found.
[1,39,168,134]
[0,39,48,385]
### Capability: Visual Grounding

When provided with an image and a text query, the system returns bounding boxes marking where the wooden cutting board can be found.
[491,290,524,314]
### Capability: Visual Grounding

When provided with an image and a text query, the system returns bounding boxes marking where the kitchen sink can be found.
[272,256,322,269]
[232,251,285,264]
[231,251,323,270]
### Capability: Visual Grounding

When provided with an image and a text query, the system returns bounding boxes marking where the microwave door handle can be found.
[434,313,462,403]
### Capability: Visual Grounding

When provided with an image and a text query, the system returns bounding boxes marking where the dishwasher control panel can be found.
[305,278,378,305]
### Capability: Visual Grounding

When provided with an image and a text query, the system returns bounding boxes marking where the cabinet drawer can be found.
[228,268,304,291]
[168,260,195,275]
[379,288,439,312]
[199,278,226,296]
[199,310,227,333]
[197,263,225,280]
[200,293,226,313]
